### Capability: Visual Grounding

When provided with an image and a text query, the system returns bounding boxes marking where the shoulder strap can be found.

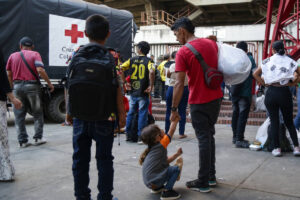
[185,43,209,71]
[19,51,41,85]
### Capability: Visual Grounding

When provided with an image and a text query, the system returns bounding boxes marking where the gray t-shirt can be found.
[142,143,169,188]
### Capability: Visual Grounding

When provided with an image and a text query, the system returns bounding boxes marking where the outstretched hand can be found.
[176,147,183,156]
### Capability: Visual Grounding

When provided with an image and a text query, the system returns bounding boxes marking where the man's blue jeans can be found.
[165,86,189,135]
[72,119,114,200]
[294,87,300,130]
[126,96,149,136]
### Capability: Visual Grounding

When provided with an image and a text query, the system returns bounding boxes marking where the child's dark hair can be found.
[137,41,150,55]
[139,124,161,165]
[85,14,109,41]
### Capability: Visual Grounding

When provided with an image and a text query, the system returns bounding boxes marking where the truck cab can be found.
[0,0,135,122]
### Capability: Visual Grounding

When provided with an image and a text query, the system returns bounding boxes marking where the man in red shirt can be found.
[170,17,222,193]
[6,37,54,147]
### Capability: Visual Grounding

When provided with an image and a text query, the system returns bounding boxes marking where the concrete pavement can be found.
[1,117,300,200]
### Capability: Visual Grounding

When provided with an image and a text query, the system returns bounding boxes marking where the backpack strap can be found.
[185,43,209,72]
[19,51,41,85]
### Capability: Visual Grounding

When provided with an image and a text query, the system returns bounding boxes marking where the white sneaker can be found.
[293,146,300,156]
[160,101,166,105]
[33,138,47,146]
[272,148,282,157]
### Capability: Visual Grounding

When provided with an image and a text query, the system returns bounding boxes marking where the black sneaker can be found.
[19,141,31,148]
[208,177,217,187]
[186,179,211,193]
[160,190,181,200]
[232,137,237,144]
[235,140,249,148]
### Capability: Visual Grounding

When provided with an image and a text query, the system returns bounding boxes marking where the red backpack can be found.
[185,43,223,89]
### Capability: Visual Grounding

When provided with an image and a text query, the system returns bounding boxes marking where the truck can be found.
[0,0,135,122]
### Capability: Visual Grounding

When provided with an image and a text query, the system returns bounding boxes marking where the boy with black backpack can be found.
[66,14,126,200]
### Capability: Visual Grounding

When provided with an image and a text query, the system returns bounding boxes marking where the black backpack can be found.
[67,43,118,121]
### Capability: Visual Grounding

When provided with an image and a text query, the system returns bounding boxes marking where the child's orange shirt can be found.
[160,134,171,149]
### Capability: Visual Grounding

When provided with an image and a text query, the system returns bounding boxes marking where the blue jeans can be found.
[126,96,149,136]
[72,119,114,200]
[294,87,300,130]
[155,166,180,190]
[165,86,189,135]
[13,82,43,143]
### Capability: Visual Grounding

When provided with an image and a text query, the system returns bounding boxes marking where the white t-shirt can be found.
[262,54,297,85]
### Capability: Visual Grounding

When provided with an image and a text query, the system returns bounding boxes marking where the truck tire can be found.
[45,92,66,123]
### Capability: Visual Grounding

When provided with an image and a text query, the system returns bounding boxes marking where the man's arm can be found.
[170,71,185,121]
[36,67,54,92]
[145,62,155,94]
[7,70,13,88]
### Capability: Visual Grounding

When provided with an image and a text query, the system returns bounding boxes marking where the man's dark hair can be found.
[137,41,150,55]
[171,17,195,34]
[236,41,248,52]
[85,14,109,41]
[171,51,177,59]
[163,54,170,60]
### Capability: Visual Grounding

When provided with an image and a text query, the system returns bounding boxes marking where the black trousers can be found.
[231,96,251,141]
[190,98,221,187]
[265,86,299,148]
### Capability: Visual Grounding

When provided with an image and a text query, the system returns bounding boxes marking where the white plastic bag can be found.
[217,43,252,85]
[255,117,270,146]
[256,95,266,111]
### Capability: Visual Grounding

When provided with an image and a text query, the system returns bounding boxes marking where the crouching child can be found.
[139,117,183,200]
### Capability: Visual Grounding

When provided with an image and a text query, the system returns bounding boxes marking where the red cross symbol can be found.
[65,24,84,44]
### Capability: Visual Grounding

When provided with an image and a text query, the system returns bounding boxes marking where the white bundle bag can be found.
[255,117,270,146]
[255,95,266,111]
[217,42,252,85]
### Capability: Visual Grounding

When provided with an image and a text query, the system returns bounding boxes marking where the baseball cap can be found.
[19,36,34,47]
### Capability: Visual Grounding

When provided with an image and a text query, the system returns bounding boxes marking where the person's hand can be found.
[118,112,126,128]
[11,97,22,110]
[66,114,73,125]
[125,82,131,91]
[170,111,180,122]
[48,84,54,92]
[176,147,183,156]
[144,86,151,94]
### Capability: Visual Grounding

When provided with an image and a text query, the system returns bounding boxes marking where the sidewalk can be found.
[1,120,300,200]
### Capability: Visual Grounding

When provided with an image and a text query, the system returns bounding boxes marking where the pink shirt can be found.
[175,38,223,104]
[6,50,44,81]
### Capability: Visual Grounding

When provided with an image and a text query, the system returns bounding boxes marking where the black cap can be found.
[19,36,34,47]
